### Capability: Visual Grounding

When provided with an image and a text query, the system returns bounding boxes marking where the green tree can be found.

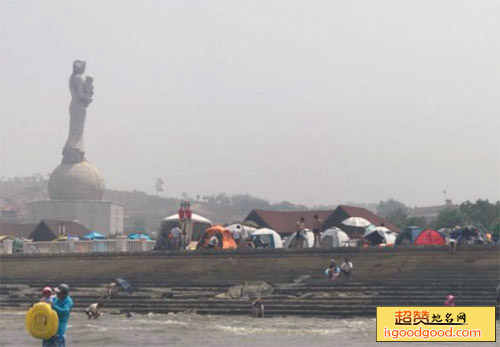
[435,208,465,229]
[404,216,428,229]
[459,199,499,229]
[491,218,500,240]
[376,199,409,228]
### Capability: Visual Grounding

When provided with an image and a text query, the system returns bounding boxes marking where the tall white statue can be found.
[62,60,93,163]
[48,59,104,201]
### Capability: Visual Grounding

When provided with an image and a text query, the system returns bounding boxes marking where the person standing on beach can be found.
[312,214,323,248]
[252,297,264,318]
[170,224,182,249]
[43,283,73,347]
[231,225,242,245]
[293,217,306,248]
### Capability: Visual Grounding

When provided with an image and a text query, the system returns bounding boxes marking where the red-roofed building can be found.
[0,222,37,239]
[244,205,399,237]
[244,210,335,236]
[410,200,458,223]
[0,220,90,241]
[323,205,400,237]
[29,220,91,241]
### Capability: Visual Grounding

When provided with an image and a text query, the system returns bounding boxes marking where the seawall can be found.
[1,246,498,317]
[1,246,498,283]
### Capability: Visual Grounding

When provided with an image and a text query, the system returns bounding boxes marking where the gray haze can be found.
[1,0,499,207]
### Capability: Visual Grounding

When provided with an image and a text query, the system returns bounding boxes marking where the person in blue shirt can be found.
[43,283,73,347]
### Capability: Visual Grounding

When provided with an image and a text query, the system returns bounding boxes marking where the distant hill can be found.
[1,175,340,233]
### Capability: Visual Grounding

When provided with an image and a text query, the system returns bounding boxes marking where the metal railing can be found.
[126,240,144,252]
[18,238,156,255]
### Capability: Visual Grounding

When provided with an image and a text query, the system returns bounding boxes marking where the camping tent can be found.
[384,231,398,246]
[414,229,446,246]
[82,232,105,240]
[163,213,213,224]
[197,225,237,250]
[251,228,283,249]
[161,213,213,242]
[226,224,257,240]
[448,226,484,245]
[395,226,423,245]
[320,227,351,248]
[364,226,397,246]
[128,233,152,241]
[283,230,315,248]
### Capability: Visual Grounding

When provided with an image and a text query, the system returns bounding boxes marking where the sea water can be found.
[1,311,498,347]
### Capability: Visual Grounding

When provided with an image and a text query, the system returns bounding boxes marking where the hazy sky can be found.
[1,0,499,207]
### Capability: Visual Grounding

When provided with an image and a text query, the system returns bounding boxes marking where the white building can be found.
[27,199,123,236]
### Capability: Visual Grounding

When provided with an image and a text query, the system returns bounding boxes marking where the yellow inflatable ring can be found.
[25,302,59,339]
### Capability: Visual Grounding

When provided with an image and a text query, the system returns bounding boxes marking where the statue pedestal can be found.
[27,200,124,236]
[49,161,105,200]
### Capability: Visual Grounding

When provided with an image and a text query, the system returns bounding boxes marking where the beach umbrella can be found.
[342,217,371,228]
[82,232,105,240]
[127,233,152,241]
[115,278,132,293]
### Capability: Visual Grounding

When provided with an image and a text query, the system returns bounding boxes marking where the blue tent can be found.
[82,232,106,240]
[395,226,422,245]
[127,233,152,241]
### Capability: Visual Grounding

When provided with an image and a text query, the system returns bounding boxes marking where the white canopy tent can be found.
[384,231,398,246]
[363,226,397,246]
[283,230,315,248]
[320,227,352,248]
[161,213,213,244]
[225,223,257,240]
[251,228,283,249]
[163,213,213,224]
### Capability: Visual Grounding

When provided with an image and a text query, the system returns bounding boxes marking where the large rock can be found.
[227,285,243,298]
[226,281,273,299]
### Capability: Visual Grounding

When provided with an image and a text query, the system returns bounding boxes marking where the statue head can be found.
[73,60,86,74]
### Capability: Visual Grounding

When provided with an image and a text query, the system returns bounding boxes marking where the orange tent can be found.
[198,225,237,250]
